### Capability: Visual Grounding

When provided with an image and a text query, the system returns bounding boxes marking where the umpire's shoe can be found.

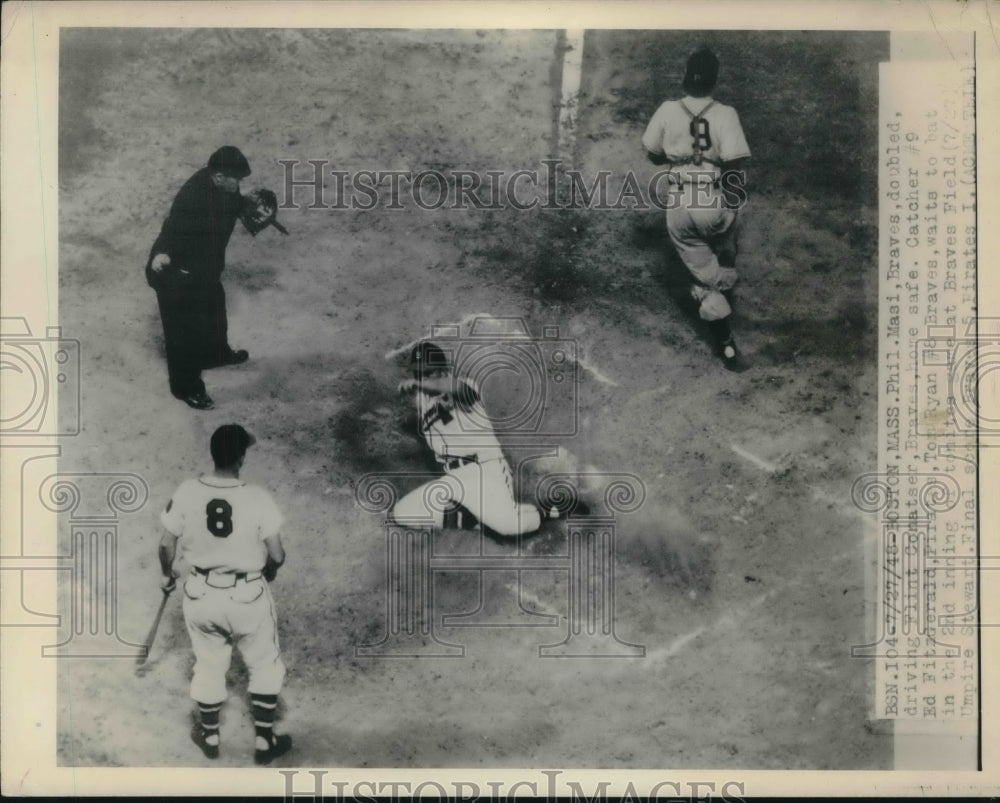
[190,725,220,760]
[176,390,215,410]
[203,348,249,369]
[254,732,293,765]
[221,348,249,366]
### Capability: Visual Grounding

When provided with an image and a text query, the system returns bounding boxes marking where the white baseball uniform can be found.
[391,378,541,537]
[643,96,751,320]
[161,475,286,704]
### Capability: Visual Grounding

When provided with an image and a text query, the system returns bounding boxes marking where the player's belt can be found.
[668,153,724,169]
[665,171,721,187]
[192,566,263,588]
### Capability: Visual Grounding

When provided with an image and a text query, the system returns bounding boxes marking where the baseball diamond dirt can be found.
[57,28,891,769]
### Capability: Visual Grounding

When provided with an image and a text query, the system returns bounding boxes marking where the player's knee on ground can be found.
[485,504,541,538]
[391,476,466,528]
[389,497,445,528]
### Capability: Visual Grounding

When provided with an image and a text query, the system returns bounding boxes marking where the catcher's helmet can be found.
[410,341,450,376]
[682,47,719,97]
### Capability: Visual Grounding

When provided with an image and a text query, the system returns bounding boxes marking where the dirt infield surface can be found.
[57,28,891,769]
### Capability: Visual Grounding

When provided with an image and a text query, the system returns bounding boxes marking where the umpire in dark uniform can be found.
[146,146,253,410]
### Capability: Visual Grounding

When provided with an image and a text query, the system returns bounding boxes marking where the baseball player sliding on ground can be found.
[158,424,292,765]
[390,341,555,537]
[642,46,752,371]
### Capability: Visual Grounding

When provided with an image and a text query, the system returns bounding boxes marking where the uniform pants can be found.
[391,459,541,537]
[155,282,230,397]
[666,199,740,321]
[181,573,286,705]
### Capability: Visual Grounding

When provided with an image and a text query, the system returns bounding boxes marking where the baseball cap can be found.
[210,424,256,467]
[682,47,719,97]
[207,145,251,179]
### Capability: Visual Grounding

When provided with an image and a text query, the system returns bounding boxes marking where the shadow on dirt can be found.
[241,352,432,484]
[747,306,873,367]
[464,206,597,306]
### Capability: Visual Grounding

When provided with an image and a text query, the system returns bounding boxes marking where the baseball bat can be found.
[135,586,174,668]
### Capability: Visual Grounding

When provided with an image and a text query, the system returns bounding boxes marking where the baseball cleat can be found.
[190,725,220,759]
[254,732,293,765]
[177,391,215,410]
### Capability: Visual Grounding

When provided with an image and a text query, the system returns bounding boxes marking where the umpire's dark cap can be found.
[208,146,251,179]
[410,341,450,375]
[211,424,256,467]
[682,47,719,97]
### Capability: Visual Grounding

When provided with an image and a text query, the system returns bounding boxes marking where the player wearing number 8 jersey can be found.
[158,424,292,765]
[642,46,751,370]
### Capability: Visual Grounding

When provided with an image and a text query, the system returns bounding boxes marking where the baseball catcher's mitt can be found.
[240,188,288,236]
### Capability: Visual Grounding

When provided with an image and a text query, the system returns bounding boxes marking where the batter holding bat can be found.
[390,341,555,537]
[157,424,292,765]
[642,46,751,371]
